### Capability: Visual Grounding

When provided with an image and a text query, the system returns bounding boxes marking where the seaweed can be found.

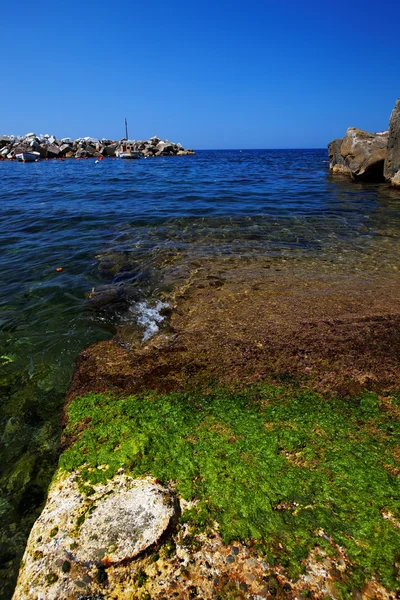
[59,384,400,595]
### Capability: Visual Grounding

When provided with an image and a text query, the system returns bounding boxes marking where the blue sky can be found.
[1,0,399,148]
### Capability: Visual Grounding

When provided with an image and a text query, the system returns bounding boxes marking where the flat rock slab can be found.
[13,473,176,600]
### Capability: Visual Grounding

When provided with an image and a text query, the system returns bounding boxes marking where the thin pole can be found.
[125,118,128,140]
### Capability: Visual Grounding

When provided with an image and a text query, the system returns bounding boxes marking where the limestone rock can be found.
[328,138,349,175]
[13,473,176,600]
[384,98,400,187]
[340,127,388,182]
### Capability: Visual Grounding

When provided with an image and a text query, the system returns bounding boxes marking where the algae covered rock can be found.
[12,473,176,599]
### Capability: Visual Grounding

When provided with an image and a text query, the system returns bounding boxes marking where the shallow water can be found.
[1,150,400,597]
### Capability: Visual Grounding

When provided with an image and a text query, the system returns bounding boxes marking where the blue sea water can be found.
[1,149,400,597]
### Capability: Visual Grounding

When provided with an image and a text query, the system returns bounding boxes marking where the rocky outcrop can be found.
[384,98,400,187]
[341,128,388,181]
[329,128,388,182]
[13,473,176,600]
[328,138,350,175]
[0,133,195,161]
[328,98,400,187]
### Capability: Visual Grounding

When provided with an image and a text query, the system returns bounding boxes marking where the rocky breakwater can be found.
[328,97,400,187]
[0,133,195,160]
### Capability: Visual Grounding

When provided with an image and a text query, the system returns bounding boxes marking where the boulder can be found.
[85,284,126,309]
[0,136,11,149]
[102,142,118,156]
[85,144,97,156]
[46,143,61,158]
[59,144,72,156]
[12,473,176,600]
[337,127,388,182]
[384,98,400,188]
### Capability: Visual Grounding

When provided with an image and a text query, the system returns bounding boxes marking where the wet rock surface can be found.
[67,256,400,402]
[12,252,400,599]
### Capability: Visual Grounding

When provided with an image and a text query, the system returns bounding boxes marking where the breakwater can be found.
[0,133,194,160]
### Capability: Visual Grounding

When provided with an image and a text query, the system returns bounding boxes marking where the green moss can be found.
[136,569,148,587]
[163,539,176,558]
[49,526,58,538]
[95,566,107,584]
[46,572,58,585]
[59,386,400,596]
[61,560,71,573]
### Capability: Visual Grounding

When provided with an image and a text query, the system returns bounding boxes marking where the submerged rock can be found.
[12,474,176,599]
[84,284,126,309]
[384,98,400,187]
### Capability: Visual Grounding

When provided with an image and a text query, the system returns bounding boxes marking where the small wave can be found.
[134,300,169,341]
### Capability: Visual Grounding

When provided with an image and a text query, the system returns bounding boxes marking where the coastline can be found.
[13,253,400,599]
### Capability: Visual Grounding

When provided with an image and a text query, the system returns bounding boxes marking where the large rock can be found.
[59,144,73,156]
[46,143,61,158]
[102,142,118,156]
[339,127,388,182]
[384,98,400,188]
[13,473,176,600]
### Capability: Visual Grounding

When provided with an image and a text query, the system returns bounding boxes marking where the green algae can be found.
[60,385,400,595]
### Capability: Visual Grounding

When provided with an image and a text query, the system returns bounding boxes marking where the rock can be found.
[84,284,126,309]
[46,143,61,158]
[328,138,348,174]
[12,473,176,600]
[102,143,118,156]
[338,127,388,182]
[85,145,97,157]
[384,98,400,187]
[59,144,72,156]
[156,141,174,154]
[0,136,12,149]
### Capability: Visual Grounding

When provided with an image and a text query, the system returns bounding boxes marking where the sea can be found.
[1,149,400,598]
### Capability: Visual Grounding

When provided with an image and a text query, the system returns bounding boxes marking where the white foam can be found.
[135,300,169,341]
